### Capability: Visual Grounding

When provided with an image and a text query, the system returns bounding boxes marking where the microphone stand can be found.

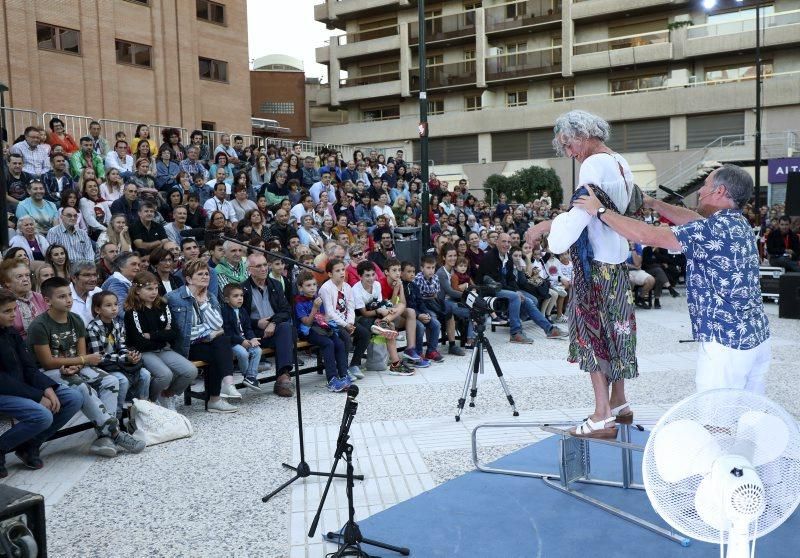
[215,235,364,503]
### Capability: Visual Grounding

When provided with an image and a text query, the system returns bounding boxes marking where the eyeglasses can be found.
[248,263,269,269]
[351,252,364,258]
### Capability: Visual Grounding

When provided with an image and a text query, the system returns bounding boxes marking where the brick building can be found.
[251,55,308,139]
[0,0,251,139]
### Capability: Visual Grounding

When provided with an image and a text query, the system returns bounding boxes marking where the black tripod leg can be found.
[456,341,481,422]
[325,533,411,557]
[468,342,480,407]
[280,462,360,481]
[483,338,519,417]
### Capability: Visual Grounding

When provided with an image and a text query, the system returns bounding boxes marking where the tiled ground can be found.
[2,295,797,557]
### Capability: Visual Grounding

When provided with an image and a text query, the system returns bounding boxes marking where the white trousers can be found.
[695,338,771,395]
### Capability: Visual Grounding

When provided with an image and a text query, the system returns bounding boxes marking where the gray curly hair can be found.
[552,110,611,157]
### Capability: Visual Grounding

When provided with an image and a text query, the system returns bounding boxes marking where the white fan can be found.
[643,389,800,558]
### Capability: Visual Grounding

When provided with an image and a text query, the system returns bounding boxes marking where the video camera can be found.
[460,277,508,314]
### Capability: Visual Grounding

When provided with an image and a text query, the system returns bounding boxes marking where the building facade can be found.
[311,0,800,202]
[0,0,251,140]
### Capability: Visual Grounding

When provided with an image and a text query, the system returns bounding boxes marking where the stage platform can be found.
[349,428,800,557]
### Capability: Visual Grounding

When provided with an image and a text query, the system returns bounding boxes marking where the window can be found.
[115,39,152,68]
[506,89,528,107]
[201,121,216,131]
[464,2,482,25]
[687,112,744,148]
[124,0,149,4]
[199,57,228,82]
[610,73,666,94]
[505,42,528,66]
[360,61,400,76]
[706,4,774,25]
[491,129,555,161]
[36,22,81,55]
[506,1,527,19]
[412,135,479,165]
[362,106,400,122]
[705,60,773,83]
[463,49,476,73]
[358,17,397,40]
[607,119,670,152]
[465,94,482,111]
[196,0,226,25]
[260,102,295,114]
[551,81,575,101]
[428,99,444,115]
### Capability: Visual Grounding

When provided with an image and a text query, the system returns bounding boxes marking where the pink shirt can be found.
[14,291,48,339]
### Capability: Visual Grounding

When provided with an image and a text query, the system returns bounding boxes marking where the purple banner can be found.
[768,157,800,183]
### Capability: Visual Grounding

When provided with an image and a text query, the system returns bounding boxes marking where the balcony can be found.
[485,0,562,37]
[571,0,689,20]
[409,61,476,92]
[684,9,800,57]
[334,26,401,61]
[408,12,476,46]
[572,30,671,72]
[485,46,562,83]
[337,71,402,102]
[314,0,408,27]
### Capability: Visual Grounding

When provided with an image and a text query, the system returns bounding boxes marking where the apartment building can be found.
[0,0,251,140]
[311,0,800,202]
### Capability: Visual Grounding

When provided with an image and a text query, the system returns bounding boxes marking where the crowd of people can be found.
[0,112,792,473]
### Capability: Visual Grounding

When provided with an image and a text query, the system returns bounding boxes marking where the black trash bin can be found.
[393,226,421,268]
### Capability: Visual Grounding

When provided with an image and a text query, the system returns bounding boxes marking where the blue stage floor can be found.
[353,429,800,557]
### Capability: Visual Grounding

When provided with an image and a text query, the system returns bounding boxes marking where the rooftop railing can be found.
[573,30,669,55]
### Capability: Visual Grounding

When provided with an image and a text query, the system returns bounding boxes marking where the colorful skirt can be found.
[567,261,638,382]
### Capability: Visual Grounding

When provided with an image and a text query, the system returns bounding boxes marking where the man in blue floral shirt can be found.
[573,164,770,394]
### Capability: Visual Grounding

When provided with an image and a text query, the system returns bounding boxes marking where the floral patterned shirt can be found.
[671,209,769,350]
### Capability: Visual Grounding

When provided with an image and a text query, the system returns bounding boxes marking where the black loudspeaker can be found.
[786,172,800,217]
[778,272,800,319]
[0,485,46,557]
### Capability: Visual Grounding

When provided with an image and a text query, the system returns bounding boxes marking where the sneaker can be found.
[668,286,680,298]
[90,437,117,458]
[207,398,238,413]
[370,323,398,339]
[403,348,422,361]
[425,350,444,363]
[220,383,243,399]
[408,357,431,368]
[510,332,534,344]
[347,365,365,380]
[448,344,466,356]
[396,332,406,343]
[14,446,44,470]
[556,315,568,324]
[157,394,177,411]
[654,299,662,309]
[491,317,508,326]
[547,327,565,339]
[327,376,349,392]
[388,361,414,376]
[113,430,146,454]
[242,377,263,392]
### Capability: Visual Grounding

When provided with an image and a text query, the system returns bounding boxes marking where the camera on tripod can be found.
[460,277,508,315]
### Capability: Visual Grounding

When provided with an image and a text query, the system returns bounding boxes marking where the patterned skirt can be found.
[567,261,638,382]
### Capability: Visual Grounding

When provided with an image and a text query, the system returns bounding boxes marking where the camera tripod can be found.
[455,310,519,422]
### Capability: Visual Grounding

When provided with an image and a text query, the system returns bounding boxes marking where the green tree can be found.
[485,166,563,206]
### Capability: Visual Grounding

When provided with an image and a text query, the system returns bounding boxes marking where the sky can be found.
[247,0,342,83]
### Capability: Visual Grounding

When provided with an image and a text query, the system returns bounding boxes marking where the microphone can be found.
[346,384,359,400]
[658,185,684,200]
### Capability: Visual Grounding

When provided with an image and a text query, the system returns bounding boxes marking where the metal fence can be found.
[2,107,39,143]
[99,119,189,147]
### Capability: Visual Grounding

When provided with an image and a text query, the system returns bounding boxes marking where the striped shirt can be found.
[189,292,224,342]
[10,141,51,176]
[46,224,95,263]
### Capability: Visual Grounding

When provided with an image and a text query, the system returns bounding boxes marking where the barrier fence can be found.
[41,112,96,140]
[99,119,189,147]
[2,107,39,143]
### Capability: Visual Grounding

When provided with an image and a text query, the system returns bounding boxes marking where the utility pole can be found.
[754,0,762,213]
[0,83,9,250]
[418,0,430,249]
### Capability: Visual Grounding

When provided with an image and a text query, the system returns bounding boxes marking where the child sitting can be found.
[295,271,352,392]
[401,262,442,364]
[352,261,413,376]
[450,256,474,293]
[86,291,152,415]
[28,277,145,458]
[221,283,263,393]
[379,258,429,368]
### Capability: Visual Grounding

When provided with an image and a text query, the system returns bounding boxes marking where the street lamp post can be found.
[418,0,430,249]
[0,82,9,250]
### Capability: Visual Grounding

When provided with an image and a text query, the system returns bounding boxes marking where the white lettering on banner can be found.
[774,166,800,175]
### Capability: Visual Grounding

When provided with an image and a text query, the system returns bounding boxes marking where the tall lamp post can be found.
[418,0,430,249]
[703,0,762,212]
[0,82,9,250]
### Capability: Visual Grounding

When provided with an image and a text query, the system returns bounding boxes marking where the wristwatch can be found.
[597,207,608,223]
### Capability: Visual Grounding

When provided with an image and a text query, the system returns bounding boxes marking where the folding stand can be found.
[470,421,691,547]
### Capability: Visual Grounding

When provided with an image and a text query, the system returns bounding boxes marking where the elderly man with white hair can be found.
[572,164,770,397]
[215,240,249,295]
[10,216,50,262]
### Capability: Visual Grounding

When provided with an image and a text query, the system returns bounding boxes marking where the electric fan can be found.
[642,389,800,558]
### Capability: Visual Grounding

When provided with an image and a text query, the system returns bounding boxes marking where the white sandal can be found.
[610,401,634,424]
[571,416,618,439]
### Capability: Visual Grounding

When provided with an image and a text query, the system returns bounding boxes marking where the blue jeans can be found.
[307,329,348,381]
[258,321,294,375]
[232,343,261,381]
[496,289,553,336]
[0,385,83,452]
[444,299,475,340]
[415,315,441,354]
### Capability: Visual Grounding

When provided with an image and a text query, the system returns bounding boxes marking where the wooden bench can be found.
[182,340,324,406]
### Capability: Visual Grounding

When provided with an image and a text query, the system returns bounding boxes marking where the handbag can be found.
[128,398,194,446]
[365,335,389,371]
